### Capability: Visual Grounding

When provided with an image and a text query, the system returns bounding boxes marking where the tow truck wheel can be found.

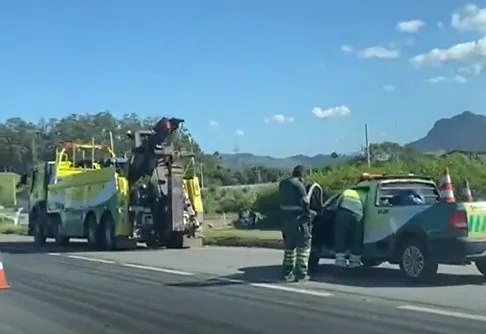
[101,214,117,251]
[85,216,99,249]
[53,220,70,246]
[399,238,438,283]
[166,231,184,249]
[33,221,46,246]
[475,259,486,276]
[33,210,47,246]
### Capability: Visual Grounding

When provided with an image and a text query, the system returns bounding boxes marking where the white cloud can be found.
[438,21,445,30]
[311,105,351,118]
[410,36,486,66]
[458,63,484,75]
[236,129,244,136]
[427,75,467,84]
[358,46,400,59]
[341,44,354,53]
[383,85,396,92]
[209,120,219,127]
[451,4,486,33]
[264,114,295,124]
[396,20,425,33]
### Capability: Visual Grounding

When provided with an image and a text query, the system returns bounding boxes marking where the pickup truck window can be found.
[376,181,439,207]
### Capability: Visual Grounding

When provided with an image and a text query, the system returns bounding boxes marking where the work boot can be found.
[348,254,362,268]
[283,272,296,282]
[335,253,347,267]
[294,274,310,282]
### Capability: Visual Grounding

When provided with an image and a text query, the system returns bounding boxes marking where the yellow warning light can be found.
[359,173,383,180]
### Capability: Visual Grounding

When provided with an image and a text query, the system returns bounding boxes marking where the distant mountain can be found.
[219,153,352,170]
[407,111,486,152]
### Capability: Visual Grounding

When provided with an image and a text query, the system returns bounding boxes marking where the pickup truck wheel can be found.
[475,259,486,276]
[399,239,438,283]
[308,248,320,273]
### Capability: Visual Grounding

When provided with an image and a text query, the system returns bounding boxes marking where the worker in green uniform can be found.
[278,165,316,282]
[334,188,366,268]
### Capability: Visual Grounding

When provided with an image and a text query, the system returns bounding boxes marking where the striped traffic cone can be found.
[438,167,455,203]
[462,179,473,202]
[0,253,11,289]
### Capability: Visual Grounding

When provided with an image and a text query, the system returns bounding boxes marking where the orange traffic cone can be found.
[438,167,455,203]
[462,179,473,202]
[0,253,11,289]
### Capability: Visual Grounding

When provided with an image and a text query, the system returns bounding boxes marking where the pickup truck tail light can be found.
[448,211,468,231]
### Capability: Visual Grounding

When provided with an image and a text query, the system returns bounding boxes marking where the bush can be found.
[251,153,486,217]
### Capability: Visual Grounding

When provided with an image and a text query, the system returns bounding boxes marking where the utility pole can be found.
[200,163,204,188]
[365,123,371,167]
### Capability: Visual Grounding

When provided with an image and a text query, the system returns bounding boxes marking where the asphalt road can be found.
[1,238,486,333]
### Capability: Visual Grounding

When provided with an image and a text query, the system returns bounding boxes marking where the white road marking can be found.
[398,305,486,322]
[48,253,61,256]
[213,277,333,297]
[121,263,195,276]
[65,255,116,264]
[250,283,333,297]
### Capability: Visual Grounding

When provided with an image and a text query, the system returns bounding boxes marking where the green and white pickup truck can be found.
[308,173,486,282]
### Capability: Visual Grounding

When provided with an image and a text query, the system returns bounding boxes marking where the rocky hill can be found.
[407,111,486,152]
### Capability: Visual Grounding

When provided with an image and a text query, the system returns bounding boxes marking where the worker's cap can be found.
[292,165,306,177]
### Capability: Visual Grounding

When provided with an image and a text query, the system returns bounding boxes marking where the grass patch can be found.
[0,222,28,235]
[202,227,282,249]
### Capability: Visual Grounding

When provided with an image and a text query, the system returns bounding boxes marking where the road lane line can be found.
[48,253,61,256]
[398,305,486,322]
[121,263,195,276]
[250,283,334,297]
[215,277,334,297]
[65,255,116,264]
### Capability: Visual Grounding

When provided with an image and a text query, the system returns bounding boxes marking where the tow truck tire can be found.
[475,259,486,276]
[53,217,70,246]
[33,211,47,246]
[399,238,438,283]
[101,213,117,251]
[166,231,184,249]
[85,215,99,249]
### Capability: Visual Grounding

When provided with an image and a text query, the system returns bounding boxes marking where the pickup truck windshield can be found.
[377,180,439,206]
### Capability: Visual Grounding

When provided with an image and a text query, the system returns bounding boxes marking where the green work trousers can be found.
[281,214,312,278]
[334,208,363,255]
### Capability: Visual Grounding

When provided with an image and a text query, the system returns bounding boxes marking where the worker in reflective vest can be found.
[278,165,316,282]
[334,188,366,268]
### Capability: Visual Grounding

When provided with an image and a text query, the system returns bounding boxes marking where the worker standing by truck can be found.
[278,165,315,282]
[334,188,366,268]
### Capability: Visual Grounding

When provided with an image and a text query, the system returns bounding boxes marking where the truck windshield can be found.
[377,181,439,206]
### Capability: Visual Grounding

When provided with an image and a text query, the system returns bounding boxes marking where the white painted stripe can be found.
[66,255,116,264]
[121,263,194,276]
[398,305,486,322]
[48,253,61,256]
[250,283,333,297]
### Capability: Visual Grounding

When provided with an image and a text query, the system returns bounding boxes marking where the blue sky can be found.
[1,1,486,157]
